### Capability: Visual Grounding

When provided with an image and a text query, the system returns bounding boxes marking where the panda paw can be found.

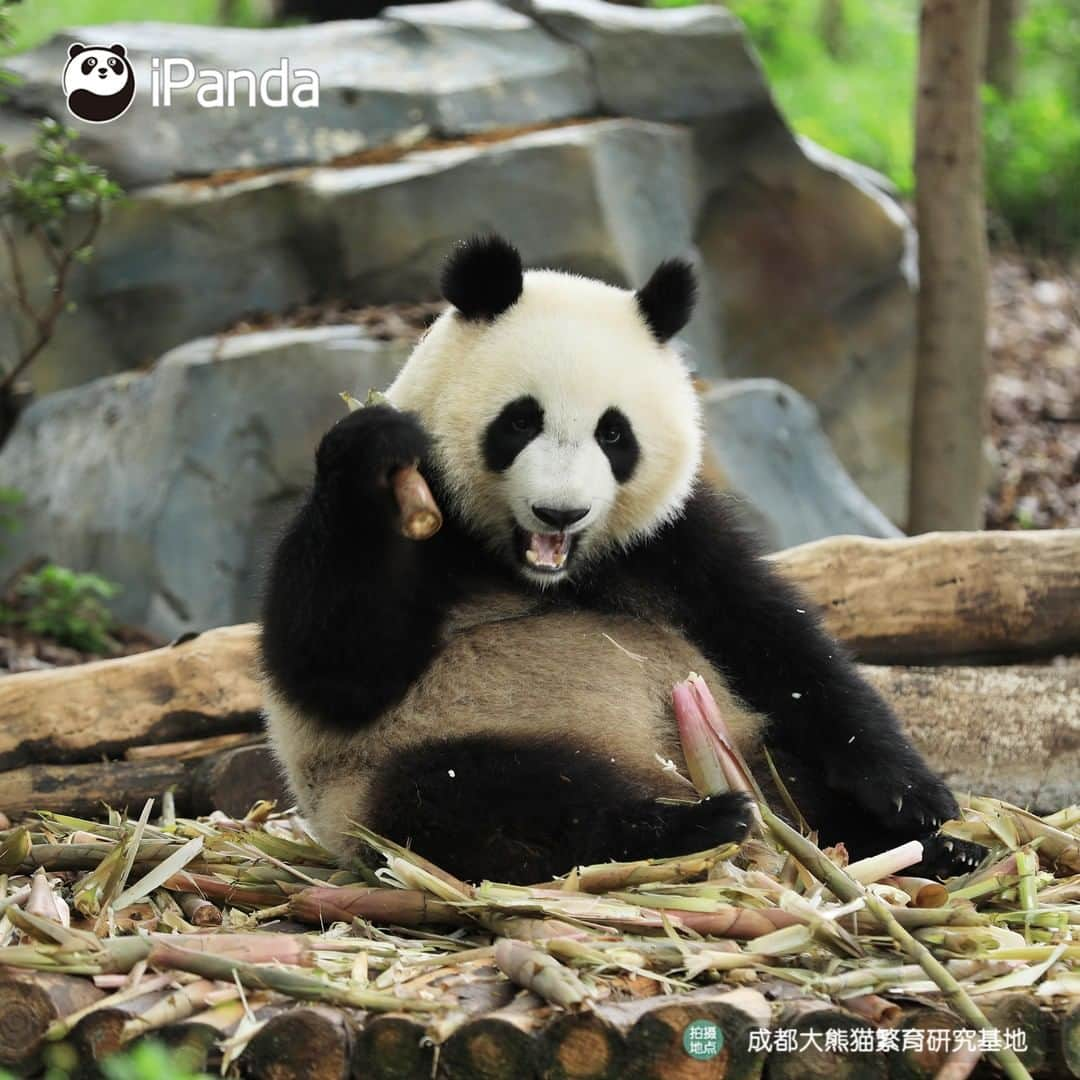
[912,835,987,881]
[842,760,960,839]
[660,792,754,855]
[315,404,430,500]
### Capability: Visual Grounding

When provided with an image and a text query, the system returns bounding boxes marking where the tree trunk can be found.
[985,0,1021,97]
[909,0,990,533]
[819,0,847,58]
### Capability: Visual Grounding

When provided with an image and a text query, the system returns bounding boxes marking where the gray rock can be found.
[10,119,716,394]
[702,379,902,551]
[696,121,917,522]
[526,0,769,121]
[0,327,410,638]
[2,4,591,188]
[0,1,917,517]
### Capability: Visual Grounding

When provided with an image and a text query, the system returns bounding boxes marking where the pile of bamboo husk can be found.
[0,787,1076,1079]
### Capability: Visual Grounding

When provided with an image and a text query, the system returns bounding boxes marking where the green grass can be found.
[1,0,267,55]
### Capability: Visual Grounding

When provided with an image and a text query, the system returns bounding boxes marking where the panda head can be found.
[62,43,135,124]
[387,235,702,585]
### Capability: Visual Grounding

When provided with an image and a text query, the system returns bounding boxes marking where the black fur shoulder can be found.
[260,406,508,732]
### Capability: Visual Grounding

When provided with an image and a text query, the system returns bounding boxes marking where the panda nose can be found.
[532,505,589,530]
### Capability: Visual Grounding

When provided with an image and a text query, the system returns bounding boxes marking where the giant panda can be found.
[261,235,980,885]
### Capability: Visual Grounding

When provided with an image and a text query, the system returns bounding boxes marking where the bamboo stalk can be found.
[494,940,589,1007]
[177,892,223,927]
[758,804,1032,1080]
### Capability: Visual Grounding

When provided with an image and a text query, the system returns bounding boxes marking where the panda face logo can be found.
[62,43,135,124]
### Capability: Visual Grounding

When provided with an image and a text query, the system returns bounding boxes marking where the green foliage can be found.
[100,1041,210,1080]
[654,0,1079,251]
[1,118,122,242]
[17,1040,212,1080]
[0,119,122,403]
[2,562,120,653]
[1,0,267,54]
[983,1,1080,250]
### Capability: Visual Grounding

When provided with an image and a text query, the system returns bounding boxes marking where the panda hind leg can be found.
[367,734,752,885]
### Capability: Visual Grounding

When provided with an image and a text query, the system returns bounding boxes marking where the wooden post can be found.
[909,0,990,532]
[238,1006,354,1080]
[983,994,1049,1076]
[439,998,544,1080]
[592,988,769,1080]
[351,1015,434,1080]
[890,1007,965,1079]
[0,970,105,1069]
[766,1002,886,1080]
[537,1011,627,1080]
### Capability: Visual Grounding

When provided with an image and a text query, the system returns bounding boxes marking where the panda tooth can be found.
[525,549,539,566]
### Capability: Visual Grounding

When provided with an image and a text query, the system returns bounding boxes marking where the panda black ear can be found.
[635,258,697,343]
[68,43,87,58]
[441,234,523,322]
[108,43,127,58]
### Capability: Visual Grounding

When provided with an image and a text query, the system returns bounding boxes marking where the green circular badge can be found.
[683,1019,724,1060]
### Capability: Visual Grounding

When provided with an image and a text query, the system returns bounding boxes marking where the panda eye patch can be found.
[595,407,639,484]
[82,56,96,74]
[482,396,543,472]
[108,57,121,71]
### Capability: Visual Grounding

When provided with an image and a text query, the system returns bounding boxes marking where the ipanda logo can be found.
[62,43,136,124]
[150,57,319,110]
[61,40,319,124]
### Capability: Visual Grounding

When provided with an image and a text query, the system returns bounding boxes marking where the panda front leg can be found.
[610,490,984,878]
[261,404,450,733]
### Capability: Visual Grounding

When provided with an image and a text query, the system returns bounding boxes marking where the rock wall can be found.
[0,1,917,519]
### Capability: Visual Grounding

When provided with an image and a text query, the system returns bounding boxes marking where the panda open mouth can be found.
[515,528,576,574]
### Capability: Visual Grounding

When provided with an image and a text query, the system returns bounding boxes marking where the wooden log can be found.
[766,1002,886,1080]
[352,1014,434,1080]
[132,1021,219,1074]
[124,731,258,762]
[238,1005,353,1080]
[982,994,1049,1077]
[0,758,186,817]
[69,992,166,1070]
[0,969,105,1069]
[536,1011,627,1080]
[593,987,769,1080]
[862,662,1080,811]
[186,744,291,819]
[439,995,546,1080]
[0,744,288,819]
[0,624,261,771]
[889,1007,965,1080]
[769,529,1080,663]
